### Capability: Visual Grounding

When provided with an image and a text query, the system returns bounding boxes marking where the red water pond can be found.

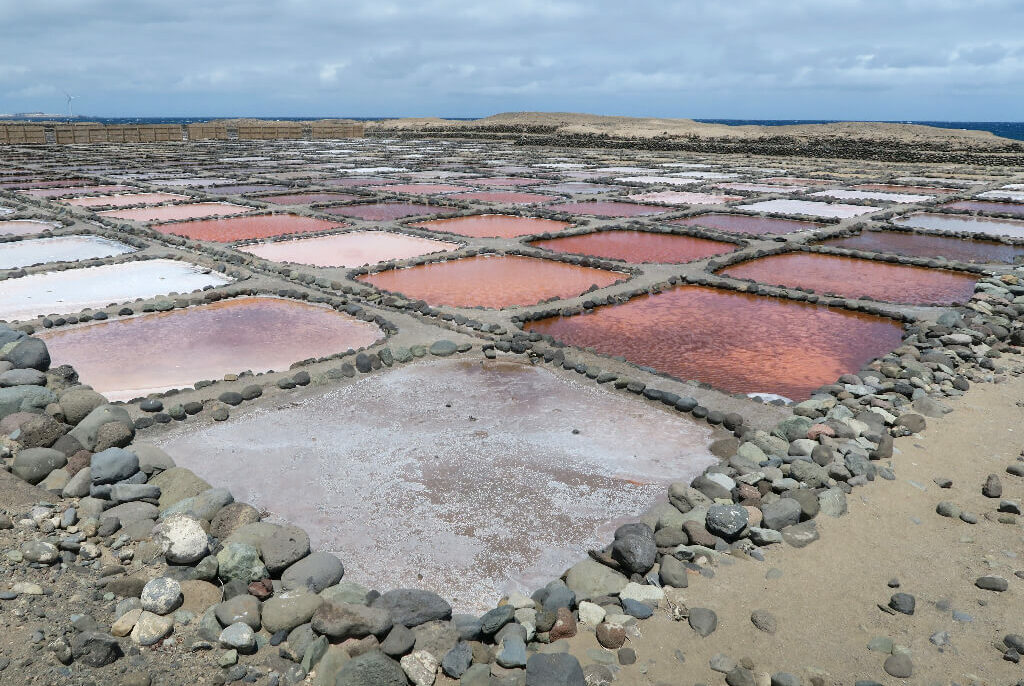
[40,297,383,401]
[546,201,671,217]
[409,214,571,238]
[323,203,460,221]
[670,213,823,236]
[942,200,1024,216]
[259,193,360,205]
[532,230,737,263]
[62,192,191,208]
[818,230,1024,264]
[159,214,345,242]
[524,285,904,401]
[721,252,977,304]
[358,255,626,308]
[448,191,554,204]
[237,231,459,267]
[99,202,250,222]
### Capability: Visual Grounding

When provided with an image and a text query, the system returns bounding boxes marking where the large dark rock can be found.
[4,338,50,371]
[371,589,452,627]
[334,650,406,686]
[12,447,67,484]
[526,653,586,686]
[70,631,122,667]
[90,447,140,485]
[611,522,656,574]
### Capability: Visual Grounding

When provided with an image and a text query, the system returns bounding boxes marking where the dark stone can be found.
[611,523,656,574]
[371,589,451,627]
[525,653,585,686]
[4,338,50,371]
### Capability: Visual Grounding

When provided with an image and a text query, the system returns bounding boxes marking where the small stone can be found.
[595,622,626,649]
[141,577,183,615]
[883,653,913,678]
[888,593,915,615]
[496,636,527,668]
[936,501,960,518]
[130,611,173,646]
[525,653,585,686]
[983,474,1003,498]
[975,576,1009,592]
[399,649,438,686]
[750,610,776,634]
[688,607,717,637]
[219,622,256,653]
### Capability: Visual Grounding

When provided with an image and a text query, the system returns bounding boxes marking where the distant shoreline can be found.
[0,115,1021,141]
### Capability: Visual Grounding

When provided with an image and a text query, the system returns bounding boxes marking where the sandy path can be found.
[559,358,1024,684]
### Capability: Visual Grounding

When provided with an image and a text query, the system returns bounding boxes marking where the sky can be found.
[1,0,1022,120]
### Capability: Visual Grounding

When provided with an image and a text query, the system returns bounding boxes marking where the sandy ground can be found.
[368,112,1018,148]
[552,356,1024,685]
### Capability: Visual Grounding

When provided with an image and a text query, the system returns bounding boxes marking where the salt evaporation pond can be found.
[323,202,459,221]
[537,182,617,194]
[358,255,625,308]
[159,214,344,242]
[207,184,289,195]
[238,231,460,267]
[546,201,670,217]
[942,200,1024,217]
[670,213,823,236]
[40,296,382,400]
[735,199,878,218]
[525,286,904,401]
[377,183,472,195]
[409,214,570,238]
[818,230,1024,264]
[22,185,135,199]
[259,193,360,205]
[811,189,934,203]
[467,177,545,187]
[62,192,191,208]
[721,252,977,305]
[0,259,230,321]
[0,235,135,269]
[532,230,736,263]
[892,212,1024,238]
[0,220,60,236]
[627,191,741,205]
[449,191,554,204]
[854,184,956,195]
[99,202,250,222]
[154,357,717,610]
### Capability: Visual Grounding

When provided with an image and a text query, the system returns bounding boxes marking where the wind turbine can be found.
[63,91,77,119]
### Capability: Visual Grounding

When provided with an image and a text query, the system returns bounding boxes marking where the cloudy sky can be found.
[1,0,1021,120]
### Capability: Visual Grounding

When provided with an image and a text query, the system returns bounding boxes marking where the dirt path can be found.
[561,356,1024,685]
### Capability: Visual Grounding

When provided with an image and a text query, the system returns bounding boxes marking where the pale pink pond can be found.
[99,202,251,222]
[41,296,383,400]
[892,212,1024,238]
[0,220,61,236]
[62,192,191,208]
[942,200,1024,217]
[324,202,460,221]
[159,214,345,242]
[409,214,571,238]
[358,254,626,308]
[322,178,395,187]
[153,357,717,610]
[627,191,742,205]
[238,231,459,267]
[466,177,547,187]
[721,252,977,304]
[547,201,671,217]
[259,192,360,205]
[22,185,135,199]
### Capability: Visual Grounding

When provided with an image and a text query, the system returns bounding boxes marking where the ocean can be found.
[4,116,1022,142]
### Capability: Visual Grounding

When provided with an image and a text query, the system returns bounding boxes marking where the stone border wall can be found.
[0,121,365,145]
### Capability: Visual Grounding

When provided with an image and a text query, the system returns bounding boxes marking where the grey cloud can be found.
[0,0,1020,119]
